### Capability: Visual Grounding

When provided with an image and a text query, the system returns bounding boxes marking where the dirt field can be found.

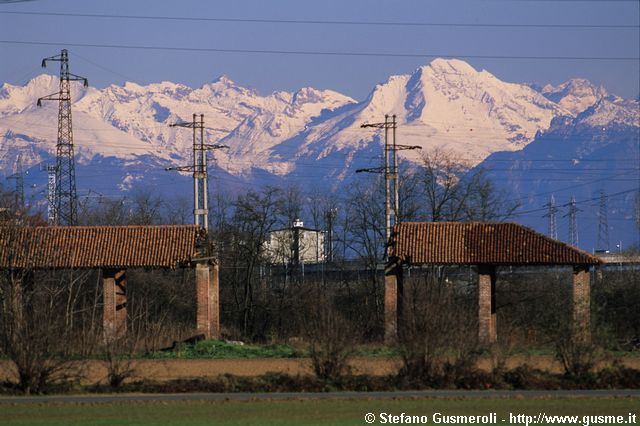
[1,356,639,385]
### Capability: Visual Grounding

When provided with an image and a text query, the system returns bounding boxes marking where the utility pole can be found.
[543,194,558,240]
[358,115,420,257]
[391,115,400,221]
[166,114,227,231]
[325,207,337,263]
[564,196,580,247]
[6,154,25,212]
[597,191,610,251]
[37,49,87,226]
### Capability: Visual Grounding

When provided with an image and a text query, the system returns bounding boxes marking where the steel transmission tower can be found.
[543,194,558,240]
[166,114,227,230]
[597,190,610,251]
[564,196,580,247]
[46,164,57,225]
[358,115,420,257]
[6,153,25,211]
[37,49,87,226]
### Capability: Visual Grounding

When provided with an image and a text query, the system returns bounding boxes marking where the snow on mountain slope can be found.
[0,74,60,116]
[213,85,357,175]
[1,58,636,193]
[536,79,608,116]
[283,58,569,175]
[576,96,639,128]
[0,97,159,174]
[0,73,356,178]
[478,95,639,250]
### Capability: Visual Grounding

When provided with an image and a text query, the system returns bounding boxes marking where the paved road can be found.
[1,389,639,404]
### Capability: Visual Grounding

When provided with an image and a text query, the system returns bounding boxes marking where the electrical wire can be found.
[0,10,636,30]
[0,40,637,61]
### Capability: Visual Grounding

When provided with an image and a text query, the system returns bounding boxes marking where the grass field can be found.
[1,397,638,426]
[147,340,398,360]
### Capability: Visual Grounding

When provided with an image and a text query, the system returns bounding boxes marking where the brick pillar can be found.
[103,269,127,339]
[384,257,403,344]
[210,262,220,339]
[196,262,220,339]
[572,265,591,343]
[478,265,497,345]
[8,277,23,329]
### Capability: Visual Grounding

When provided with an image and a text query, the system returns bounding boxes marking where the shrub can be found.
[305,296,356,383]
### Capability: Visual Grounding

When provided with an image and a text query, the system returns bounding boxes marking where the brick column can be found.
[103,269,127,339]
[478,265,497,345]
[384,257,403,344]
[572,265,591,343]
[195,262,220,339]
[210,262,220,339]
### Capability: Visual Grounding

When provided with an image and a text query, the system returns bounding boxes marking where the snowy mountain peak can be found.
[292,87,327,105]
[538,78,608,116]
[386,58,566,158]
[0,60,636,192]
[213,74,234,85]
[427,58,479,75]
[0,74,76,116]
[576,96,639,128]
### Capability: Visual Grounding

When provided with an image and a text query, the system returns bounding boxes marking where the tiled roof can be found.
[0,225,204,269]
[390,222,600,265]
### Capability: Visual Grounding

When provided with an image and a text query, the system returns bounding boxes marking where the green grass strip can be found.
[1,397,638,426]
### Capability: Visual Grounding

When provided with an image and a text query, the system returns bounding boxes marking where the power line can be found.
[0,40,637,61]
[0,11,636,29]
[511,188,636,216]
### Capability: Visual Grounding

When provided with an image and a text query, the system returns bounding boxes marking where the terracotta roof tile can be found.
[389,222,600,265]
[0,225,204,269]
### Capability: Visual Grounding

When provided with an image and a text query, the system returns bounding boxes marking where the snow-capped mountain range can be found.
[0,58,638,249]
[3,58,619,179]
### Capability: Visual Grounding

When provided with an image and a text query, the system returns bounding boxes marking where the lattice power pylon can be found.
[597,190,610,251]
[543,194,558,240]
[6,153,25,212]
[45,164,57,225]
[564,196,580,247]
[37,49,88,226]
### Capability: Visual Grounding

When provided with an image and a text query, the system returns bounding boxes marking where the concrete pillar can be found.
[103,269,127,339]
[572,265,591,343]
[478,265,497,345]
[195,262,220,339]
[384,257,403,344]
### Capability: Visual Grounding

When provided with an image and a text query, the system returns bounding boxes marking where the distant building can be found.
[265,219,326,265]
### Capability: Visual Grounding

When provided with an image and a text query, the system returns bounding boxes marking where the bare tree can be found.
[416,149,519,222]
[397,270,478,385]
[305,293,357,383]
[165,194,191,225]
[0,224,95,394]
[222,187,283,337]
[342,176,385,269]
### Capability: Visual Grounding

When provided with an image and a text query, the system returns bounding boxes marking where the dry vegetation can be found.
[1,154,639,394]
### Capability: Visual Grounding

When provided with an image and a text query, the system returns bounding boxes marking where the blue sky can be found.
[0,0,638,100]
